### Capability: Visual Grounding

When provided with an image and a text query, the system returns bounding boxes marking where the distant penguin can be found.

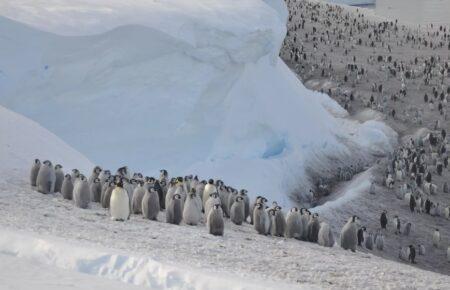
[307,213,320,242]
[30,159,41,187]
[380,211,388,229]
[73,175,90,209]
[399,246,410,261]
[205,192,221,218]
[285,207,303,239]
[203,179,216,208]
[369,181,376,194]
[272,206,286,237]
[131,182,146,214]
[142,188,160,221]
[110,180,130,221]
[238,189,250,221]
[364,232,374,250]
[418,244,426,255]
[61,174,74,200]
[230,196,245,225]
[36,160,56,194]
[375,232,384,250]
[250,196,267,224]
[357,227,366,246]
[447,247,450,262]
[101,181,115,208]
[183,191,202,225]
[70,169,80,184]
[89,177,102,202]
[340,216,358,252]
[393,216,401,234]
[98,170,111,185]
[444,182,449,193]
[433,229,440,248]
[166,194,183,225]
[208,204,224,236]
[300,209,311,240]
[253,203,269,235]
[88,166,102,185]
[153,180,165,210]
[403,222,412,236]
[409,245,416,264]
[317,222,334,247]
[227,189,238,216]
[53,164,64,193]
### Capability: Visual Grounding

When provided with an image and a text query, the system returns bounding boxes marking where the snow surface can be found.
[0,0,396,204]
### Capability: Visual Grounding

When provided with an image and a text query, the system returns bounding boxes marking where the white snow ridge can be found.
[0,0,395,204]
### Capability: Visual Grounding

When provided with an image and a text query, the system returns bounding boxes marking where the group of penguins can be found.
[29,158,382,251]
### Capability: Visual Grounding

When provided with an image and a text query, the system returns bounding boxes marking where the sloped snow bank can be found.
[0,105,92,172]
[0,229,305,290]
[0,0,395,204]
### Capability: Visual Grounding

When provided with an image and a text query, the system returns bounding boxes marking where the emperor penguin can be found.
[153,180,165,210]
[142,188,160,221]
[317,222,335,247]
[36,160,56,194]
[218,185,230,216]
[300,209,311,241]
[116,166,130,179]
[98,170,111,185]
[101,181,115,209]
[159,169,168,185]
[272,206,286,237]
[340,216,359,252]
[203,179,217,208]
[364,232,374,250]
[285,207,303,239]
[88,166,102,185]
[253,203,269,235]
[194,180,206,206]
[205,192,221,218]
[238,189,250,221]
[89,177,102,202]
[53,164,64,193]
[227,189,238,216]
[174,177,187,204]
[183,191,202,225]
[250,196,268,224]
[403,222,412,236]
[110,179,130,221]
[73,174,90,209]
[61,174,74,200]
[307,213,321,243]
[131,182,146,214]
[70,169,80,184]
[208,204,224,236]
[166,194,183,225]
[369,181,376,194]
[375,231,384,250]
[165,179,177,209]
[30,159,41,187]
[418,244,425,255]
[230,196,245,225]
[433,229,440,248]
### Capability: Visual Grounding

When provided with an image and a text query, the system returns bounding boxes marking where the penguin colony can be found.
[281,0,450,267]
[29,160,340,243]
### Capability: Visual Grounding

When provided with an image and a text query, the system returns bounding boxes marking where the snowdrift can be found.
[0,105,92,172]
[0,0,395,204]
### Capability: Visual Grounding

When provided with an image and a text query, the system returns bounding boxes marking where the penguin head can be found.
[268,209,276,216]
[149,177,155,182]
[174,194,181,200]
[94,166,102,174]
[256,203,263,209]
[34,159,40,164]
[290,207,299,213]
[55,164,62,170]
[177,176,183,183]
[351,215,358,222]
[104,170,111,176]
[160,169,168,177]
[194,175,198,181]
[213,204,221,210]
[208,179,214,185]
[201,180,207,185]
[116,179,124,188]
[94,178,100,183]
[236,196,244,202]
[64,174,71,180]
[240,189,248,195]
[79,174,86,181]
[72,168,79,174]
[43,160,52,166]
[313,213,319,218]
[275,206,282,211]
[189,192,196,199]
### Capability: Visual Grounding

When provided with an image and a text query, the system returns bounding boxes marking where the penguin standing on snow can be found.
[30,159,41,187]
[54,164,64,193]
[300,209,311,241]
[202,179,217,208]
[380,210,388,229]
[101,181,115,209]
[142,188,160,221]
[357,226,366,246]
[318,222,334,247]
[307,213,321,242]
[36,160,56,194]
[433,229,440,248]
[110,179,130,221]
[340,216,358,252]
[364,232,374,250]
[131,182,146,214]
[61,174,74,200]
[230,196,245,225]
[88,166,102,185]
[183,190,202,225]
[166,194,183,225]
[73,174,90,209]
[375,232,384,250]
[393,215,401,234]
[208,204,224,236]
[272,206,286,237]
[403,222,412,236]
[89,178,102,202]
[285,207,303,239]
[408,245,416,264]
[205,192,221,218]
[253,203,269,235]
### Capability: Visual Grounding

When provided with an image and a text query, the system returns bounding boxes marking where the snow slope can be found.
[0,105,92,172]
[0,0,395,204]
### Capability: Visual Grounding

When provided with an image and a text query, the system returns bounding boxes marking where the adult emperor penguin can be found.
[205,192,221,218]
[300,208,311,241]
[183,191,202,225]
[89,177,102,202]
[142,188,160,221]
[110,179,130,221]
[88,166,102,185]
[203,179,217,208]
[317,222,334,247]
[131,181,146,214]
[208,204,224,236]
[101,181,115,209]
[230,196,245,225]
[53,164,64,193]
[340,215,359,252]
[73,174,90,209]
[30,159,41,187]
[61,174,74,200]
[433,229,440,248]
[307,213,321,243]
[285,207,303,239]
[272,206,286,237]
[253,203,269,235]
[36,160,56,194]
[166,194,183,225]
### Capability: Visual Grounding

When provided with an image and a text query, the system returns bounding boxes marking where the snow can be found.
[0,0,396,204]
